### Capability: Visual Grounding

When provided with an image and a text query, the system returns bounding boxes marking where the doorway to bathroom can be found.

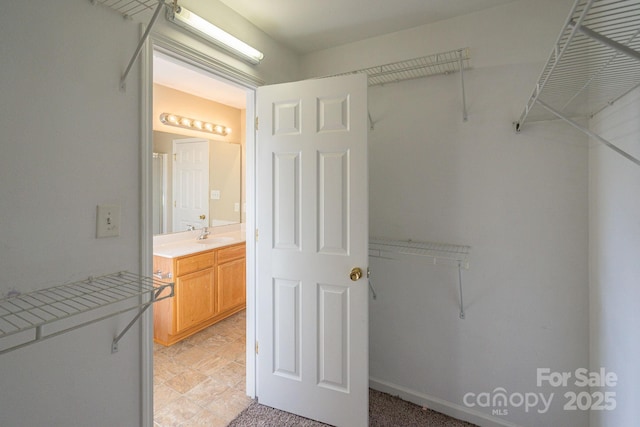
[148,46,257,425]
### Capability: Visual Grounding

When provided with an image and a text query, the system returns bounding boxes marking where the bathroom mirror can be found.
[152,130,242,235]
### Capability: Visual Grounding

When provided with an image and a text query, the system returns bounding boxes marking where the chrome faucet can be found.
[186,224,196,231]
[197,227,210,240]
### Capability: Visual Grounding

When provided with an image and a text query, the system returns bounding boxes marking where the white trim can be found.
[151,32,264,88]
[139,22,154,427]
[369,377,523,427]
[244,89,256,398]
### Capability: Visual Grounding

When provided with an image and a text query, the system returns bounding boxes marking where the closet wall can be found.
[302,1,588,426]
[589,87,640,427]
[0,3,142,425]
[0,1,297,426]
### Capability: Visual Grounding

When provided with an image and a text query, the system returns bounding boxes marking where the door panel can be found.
[257,74,368,427]
[272,278,301,380]
[317,283,349,392]
[318,150,349,254]
[273,152,301,250]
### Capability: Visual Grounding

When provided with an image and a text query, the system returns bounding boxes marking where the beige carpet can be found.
[228,389,478,426]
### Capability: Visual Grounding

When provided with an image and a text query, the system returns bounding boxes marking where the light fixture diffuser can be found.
[167,5,264,65]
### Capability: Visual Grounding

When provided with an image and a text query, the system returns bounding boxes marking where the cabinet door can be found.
[217,257,246,313]
[176,268,216,332]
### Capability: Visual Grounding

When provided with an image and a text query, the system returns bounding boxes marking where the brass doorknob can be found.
[199,214,206,220]
[350,267,363,281]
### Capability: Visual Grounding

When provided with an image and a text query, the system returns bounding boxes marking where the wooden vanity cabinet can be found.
[153,242,246,346]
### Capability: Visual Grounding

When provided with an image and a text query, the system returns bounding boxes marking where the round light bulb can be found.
[214,125,223,134]
[193,120,203,130]
[181,118,192,127]
[204,123,213,132]
[167,114,178,124]
[225,127,232,135]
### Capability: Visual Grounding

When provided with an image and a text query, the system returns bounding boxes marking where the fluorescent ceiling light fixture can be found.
[167,5,264,65]
[160,113,232,136]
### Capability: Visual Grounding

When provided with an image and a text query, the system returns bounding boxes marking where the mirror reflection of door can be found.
[152,130,243,234]
[173,138,209,232]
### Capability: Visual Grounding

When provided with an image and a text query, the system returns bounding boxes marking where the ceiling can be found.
[154,0,519,107]
[217,0,519,54]
[153,52,248,109]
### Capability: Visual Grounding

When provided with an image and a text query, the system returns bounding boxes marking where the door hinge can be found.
[255,228,259,242]
[255,116,259,130]
[173,153,177,161]
[255,341,259,354]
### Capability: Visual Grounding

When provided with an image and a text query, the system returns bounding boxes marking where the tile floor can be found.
[153,310,252,427]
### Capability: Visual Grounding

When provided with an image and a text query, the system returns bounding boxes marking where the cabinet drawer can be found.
[176,251,215,276]
[217,243,245,264]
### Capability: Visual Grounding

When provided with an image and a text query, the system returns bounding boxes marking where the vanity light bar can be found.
[159,112,232,136]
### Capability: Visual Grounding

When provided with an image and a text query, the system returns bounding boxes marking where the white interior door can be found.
[173,138,209,232]
[256,74,369,427]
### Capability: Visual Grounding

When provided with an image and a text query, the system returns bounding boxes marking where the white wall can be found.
[588,88,640,427]
[302,1,589,426]
[0,1,297,426]
[0,2,143,425]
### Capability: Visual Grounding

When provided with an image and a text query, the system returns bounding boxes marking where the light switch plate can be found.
[211,190,221,200]
[96,204,121,238]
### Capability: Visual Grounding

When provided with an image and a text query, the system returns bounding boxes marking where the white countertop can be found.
[153,229,246,259]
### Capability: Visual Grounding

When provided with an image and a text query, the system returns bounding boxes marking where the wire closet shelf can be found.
[331,48,470,87]
[0,272,174,355]
[369,237,470,267]
[91,0,163,18]
[515,0,640,128]
[331,48,471,127]
[369,237,471,319]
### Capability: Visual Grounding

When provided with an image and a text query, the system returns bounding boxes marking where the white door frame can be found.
[140,33,260,427]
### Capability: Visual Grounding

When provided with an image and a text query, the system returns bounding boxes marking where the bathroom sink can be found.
[196,236,235,244]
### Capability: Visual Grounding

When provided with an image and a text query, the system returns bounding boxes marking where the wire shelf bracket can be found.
[330,48,471,127]
[91,0,167,91]
[0,272,174,355]
[514,0,640,168]
[369,237,471,319]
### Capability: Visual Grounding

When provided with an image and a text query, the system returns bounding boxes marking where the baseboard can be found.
[369,377,523,427]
